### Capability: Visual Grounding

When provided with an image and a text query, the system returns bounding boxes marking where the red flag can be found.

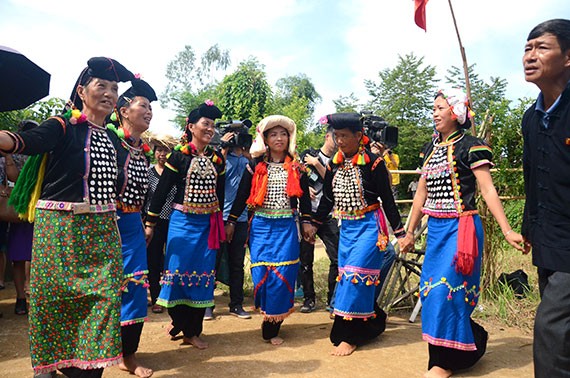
[414,0,429,31]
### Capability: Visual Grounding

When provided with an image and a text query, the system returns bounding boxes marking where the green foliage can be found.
[333,93,361,113]
[365,53,439,127]
[0,97,66,131]
[275,74,321,115]
[445,65,507,121]
[217,58,272,125]
[161,44,231,124]
[488,98,533,196]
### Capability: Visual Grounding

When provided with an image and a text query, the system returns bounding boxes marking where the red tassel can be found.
[453,215,478,275]
[284,156,303,198]
[246,162,268,207]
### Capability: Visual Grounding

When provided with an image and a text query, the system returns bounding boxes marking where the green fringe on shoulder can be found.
[8,154,45,219]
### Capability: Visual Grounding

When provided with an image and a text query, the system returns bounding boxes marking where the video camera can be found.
[300,147,324,193]
[360,111,398,149]
[215,119,253,149]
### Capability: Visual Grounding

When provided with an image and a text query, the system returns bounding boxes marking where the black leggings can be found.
[262,320,283,340]
[168,305,205,338]
[330,304,387,346]
[428,319,488,371]
[122,322,144,357]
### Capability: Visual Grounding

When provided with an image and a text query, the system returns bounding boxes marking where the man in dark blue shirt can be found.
[521,18,570,377]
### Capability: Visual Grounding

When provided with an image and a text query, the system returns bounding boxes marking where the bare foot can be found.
[267,336,283,345]
[119,354,153,378]
[424,366,452,378]
[183,335,209,349]
[331,341,357,356]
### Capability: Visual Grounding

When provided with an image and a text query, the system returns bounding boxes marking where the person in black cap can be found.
[145,100,225,349]
[311,112,406,356]
[0,57,134,378]
[106,79,156,378]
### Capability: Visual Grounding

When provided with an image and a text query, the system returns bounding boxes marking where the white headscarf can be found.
[249,115,297,158]
[437,87,474,126]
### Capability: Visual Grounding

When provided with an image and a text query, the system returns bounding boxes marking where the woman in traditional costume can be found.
[0,57,134,378]
[145,101,225,350]
[226,115,312,345]
[143,133,178,314]
[312,112,406,356]
[400,87,524,378]
[106,79,157,378]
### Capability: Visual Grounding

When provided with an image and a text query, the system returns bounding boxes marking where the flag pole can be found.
[446,0,476,135]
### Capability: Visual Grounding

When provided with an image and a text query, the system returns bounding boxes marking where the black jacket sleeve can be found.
[146,153,180,225]
[6,117,65,155]
[298,170,312,222]
[313,163,335,224]
[372,157,404,236]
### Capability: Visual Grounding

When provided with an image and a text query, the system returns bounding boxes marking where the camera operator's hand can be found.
[225,222,235,243]
[370,141,386,156]
[220,132,236,157]
[308,186,317,201]
[302,223,316,244]
[304,154,319,167]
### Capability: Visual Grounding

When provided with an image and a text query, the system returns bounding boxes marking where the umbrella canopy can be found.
[0,46,51,112]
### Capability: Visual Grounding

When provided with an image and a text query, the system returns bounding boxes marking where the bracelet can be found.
[504,229,513,237]
[144,224,155,229]
[406,230,414,235]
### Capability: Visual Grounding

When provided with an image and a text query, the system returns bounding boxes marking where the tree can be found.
[216,58,272,126]
[274,74,321,115]
[445,64,508,126]
[0,97,66,131]
[162,44,231,128]
[333,93,361,113]
[364,53,439,127]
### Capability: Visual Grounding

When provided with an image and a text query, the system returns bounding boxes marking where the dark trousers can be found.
[58,368,103,378]
[534,268,570,378]
[121,322,144,357]
[168,305,205,338]
[428,319,488,371]
[224,221,248,308]
[262,320,283,340]
[299,216,339,304]
[146,218,169,304]
[330,304,387,346]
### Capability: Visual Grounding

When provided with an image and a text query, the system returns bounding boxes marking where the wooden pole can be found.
[447,0,477,136]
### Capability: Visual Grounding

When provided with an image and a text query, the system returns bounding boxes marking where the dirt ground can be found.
[0,280,534,378]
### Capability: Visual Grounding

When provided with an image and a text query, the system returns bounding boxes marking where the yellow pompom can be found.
[71,109,81,118]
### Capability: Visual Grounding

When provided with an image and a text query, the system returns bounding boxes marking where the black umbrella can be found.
[0,46,51,112]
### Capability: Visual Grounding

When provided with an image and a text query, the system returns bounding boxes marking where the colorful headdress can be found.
[250,115,297,158]
[436,87,474,127]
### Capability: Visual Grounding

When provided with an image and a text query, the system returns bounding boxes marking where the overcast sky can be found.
[1,0,568,136]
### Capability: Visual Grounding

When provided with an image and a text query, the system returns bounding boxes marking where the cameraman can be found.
[210,125,253,320]
[299,126,339,313]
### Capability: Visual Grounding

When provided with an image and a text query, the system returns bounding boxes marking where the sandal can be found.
[15,298,28,315]
[152,304,164,314]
